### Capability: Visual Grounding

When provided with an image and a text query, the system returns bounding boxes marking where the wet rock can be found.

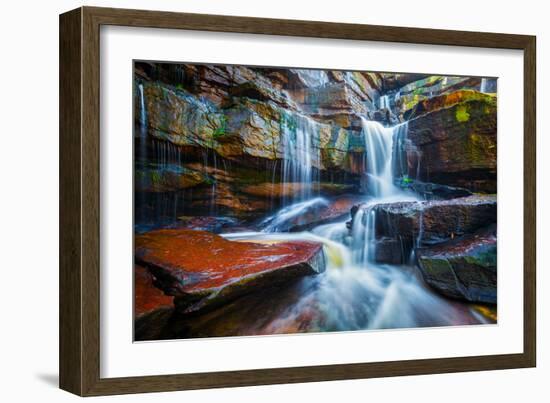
[397,76,482,112]
[134,163,208,192]
[349,195,496,264]
[134,265,174,317]
[417,226,497,304]
[264,195,364,232]
[135,229,325,314]
[405,89,495,120]
[405,91,497,192]
[373,237,408,264]
[374,195,497,244]
[177,216,241,232]
[403,180,473,200]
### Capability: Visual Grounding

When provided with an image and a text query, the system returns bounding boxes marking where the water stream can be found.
[220,118,488,331]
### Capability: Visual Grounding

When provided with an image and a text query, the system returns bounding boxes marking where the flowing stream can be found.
[221,117,489,332]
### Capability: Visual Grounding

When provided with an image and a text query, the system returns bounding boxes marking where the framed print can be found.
[59,6,536,396]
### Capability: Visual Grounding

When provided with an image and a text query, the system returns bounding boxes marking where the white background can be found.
[0,0,547,402]
[101,26,523,378]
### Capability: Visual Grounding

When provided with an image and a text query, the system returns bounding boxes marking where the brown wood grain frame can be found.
[59,6,536,396]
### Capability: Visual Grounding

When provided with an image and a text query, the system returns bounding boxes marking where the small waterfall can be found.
[360,118,403,198]
[138,83,148,138]
[281,113,320,204]
[350,204,377,265]
[379,95,390,109]
[480,78,487,93]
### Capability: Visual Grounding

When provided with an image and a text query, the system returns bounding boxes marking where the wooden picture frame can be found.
[59,6,536,396]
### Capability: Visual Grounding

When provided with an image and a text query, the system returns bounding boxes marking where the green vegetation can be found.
[455,104,470,122]
[212,114,228,139]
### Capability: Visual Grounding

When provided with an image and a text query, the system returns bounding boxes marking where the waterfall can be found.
[138,83,148,138]
[281,113,320,204]
[350,204,377,265]
[480,78,488,93]
[379,95,390,109]
[360,118,405,198]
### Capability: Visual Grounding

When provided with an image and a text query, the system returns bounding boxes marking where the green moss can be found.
[212,114,228,139]
[455,104,470,122]
[463,246,497,268]
[150,171,161,184]
[420,257,452,276]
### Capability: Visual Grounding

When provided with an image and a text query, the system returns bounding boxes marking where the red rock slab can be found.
[135,229,325,313]
[134,265,173,317]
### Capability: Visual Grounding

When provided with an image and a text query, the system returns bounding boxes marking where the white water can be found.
[138,83,147,138]
[480,78,488,93]
[260,197,328,232]
[220,116,489,331]
[379,94,390,109]
[360,118,412,198]
[281,114,321,204]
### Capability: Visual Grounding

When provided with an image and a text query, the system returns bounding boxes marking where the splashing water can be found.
[261,197,328,232]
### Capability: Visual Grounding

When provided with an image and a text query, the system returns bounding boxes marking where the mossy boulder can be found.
[417,226,497,303]
[405,91,497,192]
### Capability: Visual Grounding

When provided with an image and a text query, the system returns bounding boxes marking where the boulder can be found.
[349,195,496,264]
[262,195,364,232]
[417,226,497,303]
[135,229,326,314]
[404,91,497,192]
[374,195,496,244]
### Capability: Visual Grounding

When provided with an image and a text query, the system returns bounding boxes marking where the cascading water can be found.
[220,114,487,332]
[350,204,377,265]
[280,113,320,204]
[360,118,405,198]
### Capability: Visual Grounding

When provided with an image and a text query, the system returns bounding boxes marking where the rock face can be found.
[417,226,497,304]
[403,91,497,192]
[135,229,326,313]
[349,195,497,264]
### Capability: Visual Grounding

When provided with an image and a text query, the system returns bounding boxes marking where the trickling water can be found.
[351,204,377,265]
[138,83,147,138]
[480,78,488,93]
[379,95,390,109]
[392,121,422,182]
[281,113,320,204]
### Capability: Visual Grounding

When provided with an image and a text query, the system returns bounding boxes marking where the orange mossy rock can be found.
[134,265,174,317]
[135,229,325,314]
